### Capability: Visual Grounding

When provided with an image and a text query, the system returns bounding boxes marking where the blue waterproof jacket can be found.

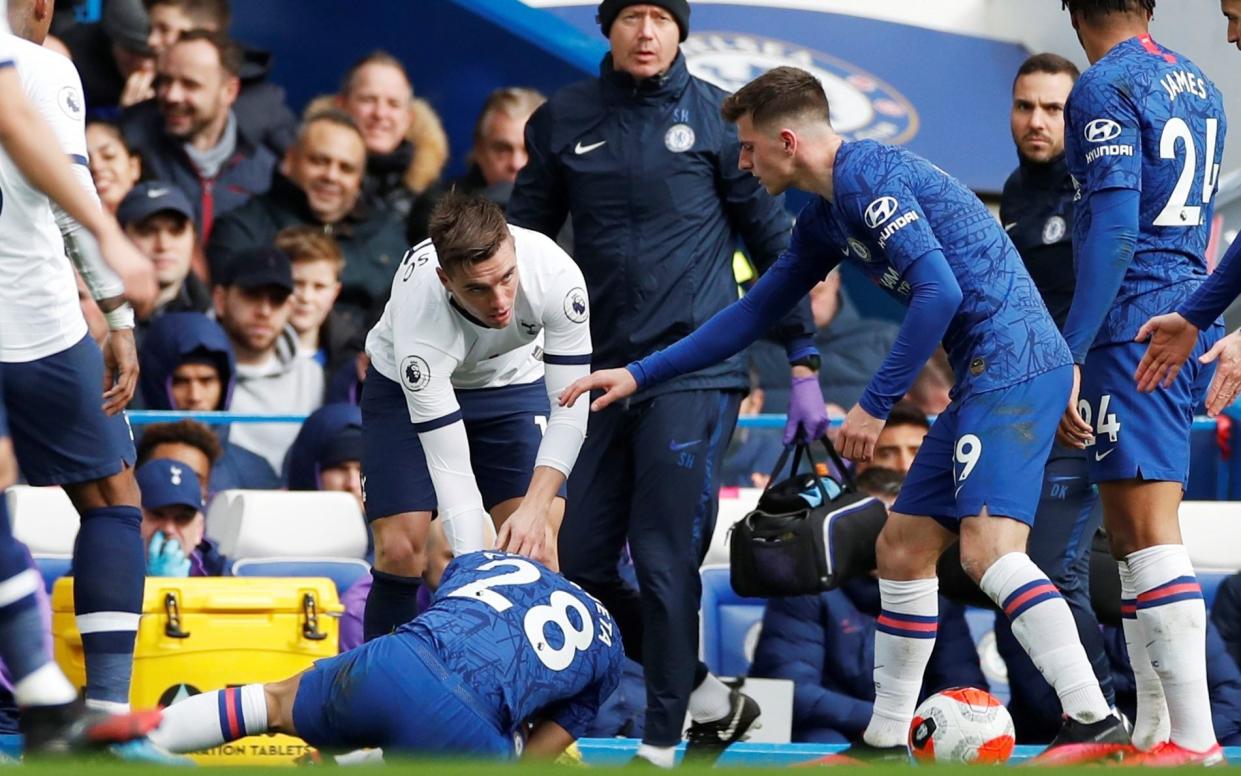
[509,53,814,399]
[138,313,281,491]
[749,578,987,743]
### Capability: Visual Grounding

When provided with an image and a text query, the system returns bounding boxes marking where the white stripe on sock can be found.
[0,569,40,608]
[76,611,141,633]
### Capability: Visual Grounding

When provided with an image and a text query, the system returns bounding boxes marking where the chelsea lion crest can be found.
[683,32,918,145]
[665,123,696,153]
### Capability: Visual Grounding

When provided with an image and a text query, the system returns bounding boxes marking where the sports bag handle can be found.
[762,433,854,502]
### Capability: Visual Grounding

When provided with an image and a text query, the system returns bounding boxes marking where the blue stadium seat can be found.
[229,557,370,596]
[1200,571,1227,611]
[700,565,767,677]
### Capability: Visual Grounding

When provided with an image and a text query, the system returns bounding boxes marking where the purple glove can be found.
[784,374,831,444]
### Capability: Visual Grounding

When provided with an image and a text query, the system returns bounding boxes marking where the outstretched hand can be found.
[558,368,638,412]
[1134,312,1198,393]
[1200,329,1241,417]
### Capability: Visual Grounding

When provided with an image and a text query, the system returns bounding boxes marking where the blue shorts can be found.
[293,632,514,757]
[1080,327,1220,484]
[360,366,561,522]
[892,365,1071,527]
[1,336,135,486]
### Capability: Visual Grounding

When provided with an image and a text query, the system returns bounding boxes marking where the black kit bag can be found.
[729,436,879,597]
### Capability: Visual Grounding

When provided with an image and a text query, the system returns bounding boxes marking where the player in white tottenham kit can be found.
[0,3,162,751]
[359,192,592,641]
[0,1,160,756]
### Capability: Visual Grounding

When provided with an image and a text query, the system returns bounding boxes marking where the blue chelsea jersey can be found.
[1065,35,1226,347]
[790,140,1070,401]
[402,551,624,739]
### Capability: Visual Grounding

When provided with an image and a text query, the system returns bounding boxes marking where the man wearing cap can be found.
[509,1,824,764]
[213,246,324,473]
[118,182,211,339]
[136,458,226,577]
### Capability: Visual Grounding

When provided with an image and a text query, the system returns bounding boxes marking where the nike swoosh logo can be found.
[1095,448,1116,462]
[574,140,606,155]
[147,187,169,198]
[1004,222,1018,231]
[668,439,702,452]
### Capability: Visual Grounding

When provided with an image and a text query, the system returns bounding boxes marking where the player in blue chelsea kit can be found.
[562,66,1126,763]
[140,551,624,760]
[1056,0,1226,765]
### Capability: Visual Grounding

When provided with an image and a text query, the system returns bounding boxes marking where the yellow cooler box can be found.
[52,576,342,765]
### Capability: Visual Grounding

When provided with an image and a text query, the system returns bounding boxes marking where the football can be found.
[908,687,1016,764]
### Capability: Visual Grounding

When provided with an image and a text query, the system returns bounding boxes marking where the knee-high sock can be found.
[0,495,75,707]
[147,684,268,753]
[981,552,1109,723]
[862,578,939,748]
[1127,545,1215,752]
[1118,560,1170,750]
[73,505,144,708]
[362,571,421,642]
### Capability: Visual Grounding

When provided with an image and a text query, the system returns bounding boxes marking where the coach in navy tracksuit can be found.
[508,0,824,763]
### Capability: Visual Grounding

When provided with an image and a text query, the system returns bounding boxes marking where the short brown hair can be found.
[721,66,831,128]
[884,400,930,432]
[173,28,243,78]
[428,192,510,278]
[1014,52,1080,92]
[296,108,365,149]
[340,50,413,99]
[136,420,223,466]
[473,87,546,144]
[275,225,345,276]
[143,0,230,30]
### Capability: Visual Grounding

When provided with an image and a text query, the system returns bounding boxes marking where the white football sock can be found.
[1127,545,1216,753]
[862,577,939,748]
[981,552,1109,723]
[148,684,268,753]
[688,673,732,723]
[1118,559,1170,750]
[12,662,77,708]
[636,743,676,768]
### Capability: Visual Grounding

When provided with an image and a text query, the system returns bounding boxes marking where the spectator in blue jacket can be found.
[508,1,826,763]
[284,403,363,512]
[138,312,281,491]
[749,577,986,744]
[1215,573,1241,670]
[123,30,275,242]
[1104,620,1241,746]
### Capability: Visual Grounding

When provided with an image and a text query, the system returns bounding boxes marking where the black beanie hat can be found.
[597,0,690,42]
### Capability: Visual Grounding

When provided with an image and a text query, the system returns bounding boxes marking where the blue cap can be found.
[117,182,195,228]
[137,458,204,512]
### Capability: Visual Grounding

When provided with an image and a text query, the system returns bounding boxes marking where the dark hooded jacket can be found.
[138,312,282,491]
[283,403,362,491]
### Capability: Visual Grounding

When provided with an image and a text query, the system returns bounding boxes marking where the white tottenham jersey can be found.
[0,34,89,362]
[365,225,592,552]
[367,225,592,428]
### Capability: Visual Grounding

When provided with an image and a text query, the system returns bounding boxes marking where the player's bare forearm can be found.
[522,720,575,760]
[522,466,566,515]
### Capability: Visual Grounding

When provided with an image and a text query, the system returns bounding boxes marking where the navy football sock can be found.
[362,571,421,642]
[73,505,144,706]
[0,495,50,684]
